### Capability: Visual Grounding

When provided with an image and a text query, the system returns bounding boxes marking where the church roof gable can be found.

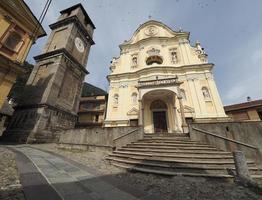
[120,20,189,47]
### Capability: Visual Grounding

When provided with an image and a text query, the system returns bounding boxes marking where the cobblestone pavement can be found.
[0,147,25,200]
[34,144,262,200]
[13,146,158,200]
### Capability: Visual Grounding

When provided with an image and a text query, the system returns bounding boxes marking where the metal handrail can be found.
[192,127,258,150]
[113,128,139,141]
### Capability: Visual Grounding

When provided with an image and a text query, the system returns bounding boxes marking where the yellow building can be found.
[104,20,228,133]
[77,83,108,127]
[0,0,46,109]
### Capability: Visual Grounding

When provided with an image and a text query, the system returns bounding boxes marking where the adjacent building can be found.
[76,82,107,128]
[224,99,262,121]
[105,20,228,133]
[0,0,46,109]
[4,4,95,143]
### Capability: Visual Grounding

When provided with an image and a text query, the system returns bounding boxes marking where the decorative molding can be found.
[127,107,139,116]
[108,64,214,81]
[144,25,159,36]
[177,105,195,113]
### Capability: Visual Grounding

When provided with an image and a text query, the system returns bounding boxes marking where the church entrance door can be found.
[153,111,168,133]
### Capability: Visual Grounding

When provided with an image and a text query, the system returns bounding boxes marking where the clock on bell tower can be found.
[42,3,95,67]
[5,4,95,143]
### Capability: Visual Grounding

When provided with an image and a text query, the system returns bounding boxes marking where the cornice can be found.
[34,48,89,74]
[119,35,188,50]
[14,103,78,117]
[107,63,214,81]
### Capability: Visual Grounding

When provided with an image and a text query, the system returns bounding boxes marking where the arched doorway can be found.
[150,100,168,133]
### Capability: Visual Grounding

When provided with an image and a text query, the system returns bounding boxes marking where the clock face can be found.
[75,37,85,53]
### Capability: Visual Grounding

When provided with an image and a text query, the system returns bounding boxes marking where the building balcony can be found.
[75,121,103,128]
[78,109,105,113]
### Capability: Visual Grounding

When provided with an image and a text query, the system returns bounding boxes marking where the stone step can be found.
[143,136,190,141]
[125,145,219,151]
[113,150,234,159]
[251,175,262,184]
[118,147,230,154]
[112,162,234,178]
[144,133,189,136]
[110,162,262,179]
[138,139,201,144]
[108,134,262,180]
[108,159,235,176]
[110,153,234,163]
[131,142,214,148]
[108,154,255,165]
[108,157,261,173]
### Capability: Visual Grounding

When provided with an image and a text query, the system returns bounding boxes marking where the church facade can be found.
[104,20,227,133]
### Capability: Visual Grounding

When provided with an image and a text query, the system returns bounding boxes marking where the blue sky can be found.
[24,0,262,105]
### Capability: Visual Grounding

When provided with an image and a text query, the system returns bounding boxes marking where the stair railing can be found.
[113,128,142,149]
[192,127,258,149]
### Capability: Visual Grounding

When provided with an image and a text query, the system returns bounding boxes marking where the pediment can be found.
[120,20,189,47]
[127,107,139,115]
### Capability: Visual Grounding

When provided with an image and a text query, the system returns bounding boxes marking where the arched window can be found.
[146,55,163,65]
[131,93,137,104]
[113,94,119,107]
[180,89,187,101]
[202,87,211,100]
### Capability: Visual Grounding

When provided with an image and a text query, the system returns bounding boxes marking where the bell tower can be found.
[5,4,95,143]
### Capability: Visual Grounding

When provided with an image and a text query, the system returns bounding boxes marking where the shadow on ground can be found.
[2,144,262,200]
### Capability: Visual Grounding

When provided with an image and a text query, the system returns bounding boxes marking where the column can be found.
[187,78,201,116]
[193,78,207,116]
[138,99,143,126]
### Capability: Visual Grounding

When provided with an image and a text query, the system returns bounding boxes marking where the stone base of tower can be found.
[2,105,77,143]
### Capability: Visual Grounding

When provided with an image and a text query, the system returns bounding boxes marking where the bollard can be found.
[233,151,252,184]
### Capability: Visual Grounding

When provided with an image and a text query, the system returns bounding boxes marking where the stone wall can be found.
[58,126,143,151]
[0,115,7,136]
[189,121,262,166]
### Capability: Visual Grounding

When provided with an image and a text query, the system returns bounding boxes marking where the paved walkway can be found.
[12,146,156,200]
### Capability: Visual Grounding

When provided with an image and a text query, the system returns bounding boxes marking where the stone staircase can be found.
[107,133,262,180]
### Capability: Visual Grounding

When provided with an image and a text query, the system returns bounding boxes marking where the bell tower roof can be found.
[60,3,95,29]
